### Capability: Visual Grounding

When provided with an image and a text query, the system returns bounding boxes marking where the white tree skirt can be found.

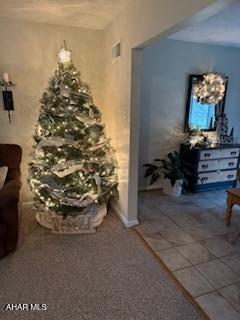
[35,203,107,234]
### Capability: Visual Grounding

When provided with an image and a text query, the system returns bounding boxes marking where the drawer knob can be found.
[227,174,234,179]
[204,153,211,158]
[231,151,237,156]
[228,162,234,167]
[202,164,208,169]
[202,177,208,182]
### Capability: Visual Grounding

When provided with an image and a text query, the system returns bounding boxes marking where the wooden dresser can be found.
[180,143,240,192]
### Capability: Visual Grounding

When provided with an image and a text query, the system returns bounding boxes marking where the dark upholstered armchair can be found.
[0,144,22,258]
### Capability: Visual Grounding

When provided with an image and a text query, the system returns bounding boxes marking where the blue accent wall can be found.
[139,39,240,188]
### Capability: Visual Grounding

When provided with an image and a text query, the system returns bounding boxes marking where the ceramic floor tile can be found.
[232,207,240,220]
[149,215,179,232]
[208,206,228,219]
[202,237,236,257]
[228,222,240,234]
[156,247,191,271]
[182,225,214,241]
[135,222,156,235]
[160,204,200,216]
[170,197,190,205]
[220,231,239,241]
[196,259,240,289]
[208,197,228,207]
[233,206,240,213]
[176,242,214,265]
[138,206,162,221]
[190,211,220,224]
[190,199,217,209]
[219,283,240,312]
[219,233,240,250]
[205,219,239,235]
[143,232,172,251]
[177,204,203,215]
[138,189,240,319]
[220,253,240,275]
[232,213,240,225]
[159,204,183,216]
[174,266,214,298]
[235,242,240,254]
[196,291,240,320]
[169,213,202,228]
[159,228,195,246]
[153,196,175,206]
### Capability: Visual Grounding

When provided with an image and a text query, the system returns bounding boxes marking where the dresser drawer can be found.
[218,148,240,159]
[199,150,218,160]
[198,170,237,185]
[199,148,240,160]
[198,158,239,172]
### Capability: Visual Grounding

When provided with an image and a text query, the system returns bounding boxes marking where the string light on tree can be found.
[29,42,118,229]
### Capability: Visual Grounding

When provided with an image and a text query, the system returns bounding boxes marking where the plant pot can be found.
[162,179,183,197]
[35,203,107,234]
[172,179,183,197]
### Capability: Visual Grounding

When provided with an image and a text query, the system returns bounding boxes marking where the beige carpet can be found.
[0,207,204,320]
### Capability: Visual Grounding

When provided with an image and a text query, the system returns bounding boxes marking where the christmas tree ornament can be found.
[58,48,71,64]
[29,44,118,234]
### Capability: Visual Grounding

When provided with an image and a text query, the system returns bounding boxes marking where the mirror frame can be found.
[184,74,228,132]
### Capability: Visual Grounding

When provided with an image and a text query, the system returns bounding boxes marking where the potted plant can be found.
[143,151,193,197]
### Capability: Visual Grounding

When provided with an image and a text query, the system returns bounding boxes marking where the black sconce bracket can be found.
[0,81,15,123]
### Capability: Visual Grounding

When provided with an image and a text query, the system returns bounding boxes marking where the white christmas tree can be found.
[29,44,118,222]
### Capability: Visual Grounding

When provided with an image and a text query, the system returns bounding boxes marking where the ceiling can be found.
[0,0,131,30]
[169,2,240,48]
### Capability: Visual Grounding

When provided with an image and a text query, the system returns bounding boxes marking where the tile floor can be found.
[136,189,240,320]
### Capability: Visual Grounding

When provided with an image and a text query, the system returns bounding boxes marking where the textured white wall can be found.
[0,18,103,202]
[101,0,224,224]
[0,0,228,225]
[139,39,240,189]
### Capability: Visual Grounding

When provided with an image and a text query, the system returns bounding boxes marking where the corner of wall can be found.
[110,198,139,228]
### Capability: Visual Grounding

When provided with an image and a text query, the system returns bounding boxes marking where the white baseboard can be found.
[110,199,139,228]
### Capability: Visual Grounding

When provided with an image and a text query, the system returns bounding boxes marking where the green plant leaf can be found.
[167,152,175,162]
[174,150,181,161]
[150,172,160,185]
[145,149,199,189]
[144,165,158,178]
[143,164,157,168]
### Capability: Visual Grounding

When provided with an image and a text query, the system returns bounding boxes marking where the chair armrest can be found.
[0,179,21,208]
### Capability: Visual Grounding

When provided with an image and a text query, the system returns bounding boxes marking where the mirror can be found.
[185,74,228,131]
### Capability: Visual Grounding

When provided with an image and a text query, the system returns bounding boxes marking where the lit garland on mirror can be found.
[193,73,226,105]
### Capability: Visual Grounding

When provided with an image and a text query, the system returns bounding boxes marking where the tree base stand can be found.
[35,203,107,234]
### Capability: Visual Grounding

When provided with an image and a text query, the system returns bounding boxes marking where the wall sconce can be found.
[0,73,15,123]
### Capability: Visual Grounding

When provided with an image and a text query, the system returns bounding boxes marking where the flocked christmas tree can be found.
[29,44,118,223]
